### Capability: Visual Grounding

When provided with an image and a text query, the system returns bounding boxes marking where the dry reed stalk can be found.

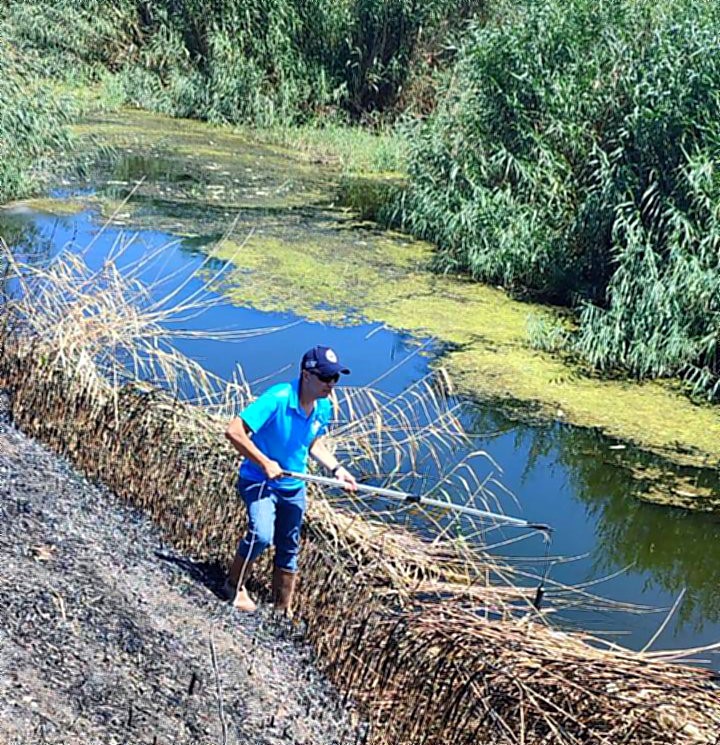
[1,239,719,744]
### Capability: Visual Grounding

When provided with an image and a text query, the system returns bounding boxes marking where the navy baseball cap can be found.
[301,346,350,376]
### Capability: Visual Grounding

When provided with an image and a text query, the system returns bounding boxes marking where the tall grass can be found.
[0,1,133,204]
[399,0,720,399]
[0,33,74,202]
[3,0,137,78]
[5,0,478,126]
[243,122,407,174]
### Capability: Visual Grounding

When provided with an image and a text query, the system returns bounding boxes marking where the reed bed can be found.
[1,237,719,744]
[399,0,720,400]
[5,0,467,125]
[0,27,75,202]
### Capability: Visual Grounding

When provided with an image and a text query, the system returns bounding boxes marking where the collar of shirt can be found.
[289,377,314,418]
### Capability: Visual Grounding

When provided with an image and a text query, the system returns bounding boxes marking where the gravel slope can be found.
[0,394,366,745]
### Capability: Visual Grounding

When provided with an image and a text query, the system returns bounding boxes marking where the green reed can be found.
[4,0,475,126]
[398,0,720,399]
[0,31,74,202]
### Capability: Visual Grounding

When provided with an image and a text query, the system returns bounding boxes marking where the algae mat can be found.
[65,108,720,474]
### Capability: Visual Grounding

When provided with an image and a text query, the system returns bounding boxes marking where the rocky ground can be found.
[0,393,366,745]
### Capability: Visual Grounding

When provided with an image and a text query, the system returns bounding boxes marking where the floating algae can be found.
[63,108,720,476]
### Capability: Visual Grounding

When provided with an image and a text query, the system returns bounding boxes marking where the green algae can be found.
[89,196,141,227]
[211,227,426,324]
[630,465,720,511]
[2,198,88,217]
[72,109,338,213]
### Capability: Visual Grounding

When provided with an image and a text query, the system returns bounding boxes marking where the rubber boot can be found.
[224,555,257,612]
[272,566,297,617]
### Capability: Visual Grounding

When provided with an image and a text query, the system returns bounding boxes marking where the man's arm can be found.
[310,437,357,491]
[225,417,283,480]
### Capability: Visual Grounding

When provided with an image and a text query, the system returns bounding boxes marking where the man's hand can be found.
[334,466,357,491]
[263,459,283,480]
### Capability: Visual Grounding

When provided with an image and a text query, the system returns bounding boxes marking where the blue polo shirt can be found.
[239,378,332,490]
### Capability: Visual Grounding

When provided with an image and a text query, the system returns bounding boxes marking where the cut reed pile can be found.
[1,236,719,744]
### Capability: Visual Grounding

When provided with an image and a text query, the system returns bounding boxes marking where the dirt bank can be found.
[0,394,365,745]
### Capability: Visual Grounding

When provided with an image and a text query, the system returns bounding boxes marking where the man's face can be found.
[302,369,339,399]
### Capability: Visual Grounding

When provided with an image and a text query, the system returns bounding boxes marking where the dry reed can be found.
[1,236,719,744]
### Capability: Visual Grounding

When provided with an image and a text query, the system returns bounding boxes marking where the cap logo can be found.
[325,349,338,363]
[306,360,317,368]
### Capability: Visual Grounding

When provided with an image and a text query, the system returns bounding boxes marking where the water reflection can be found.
[463,402,720,642]
[0,208,56,264]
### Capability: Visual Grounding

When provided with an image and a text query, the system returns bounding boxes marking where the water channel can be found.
[2,110,719,667]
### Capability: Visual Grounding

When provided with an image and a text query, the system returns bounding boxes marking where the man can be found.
[223,345,357,615]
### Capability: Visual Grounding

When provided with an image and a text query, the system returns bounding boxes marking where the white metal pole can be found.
[283,470,552,532]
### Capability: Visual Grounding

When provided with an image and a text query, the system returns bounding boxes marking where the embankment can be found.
[0,392,364,744]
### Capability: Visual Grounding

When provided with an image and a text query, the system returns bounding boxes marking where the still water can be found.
[2,121,719,667]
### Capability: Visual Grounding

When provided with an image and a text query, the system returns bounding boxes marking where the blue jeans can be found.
[236,478,306,572]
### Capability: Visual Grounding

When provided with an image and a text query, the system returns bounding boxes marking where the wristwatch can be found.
[331,464,343,476]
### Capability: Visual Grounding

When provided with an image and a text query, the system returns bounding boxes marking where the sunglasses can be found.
[309,370,340,384]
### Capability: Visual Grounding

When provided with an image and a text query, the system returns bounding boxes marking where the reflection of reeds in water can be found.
[1,236,719,744]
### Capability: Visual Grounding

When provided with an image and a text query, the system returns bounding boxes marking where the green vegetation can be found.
[399,0,720,400]
[3,0,720,422]
[0,0,130,202]
[0,33,73,202]
[240,123,406,175]
[4,0,474,126]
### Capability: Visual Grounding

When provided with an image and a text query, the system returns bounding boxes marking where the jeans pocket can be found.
[238,479,266,505]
